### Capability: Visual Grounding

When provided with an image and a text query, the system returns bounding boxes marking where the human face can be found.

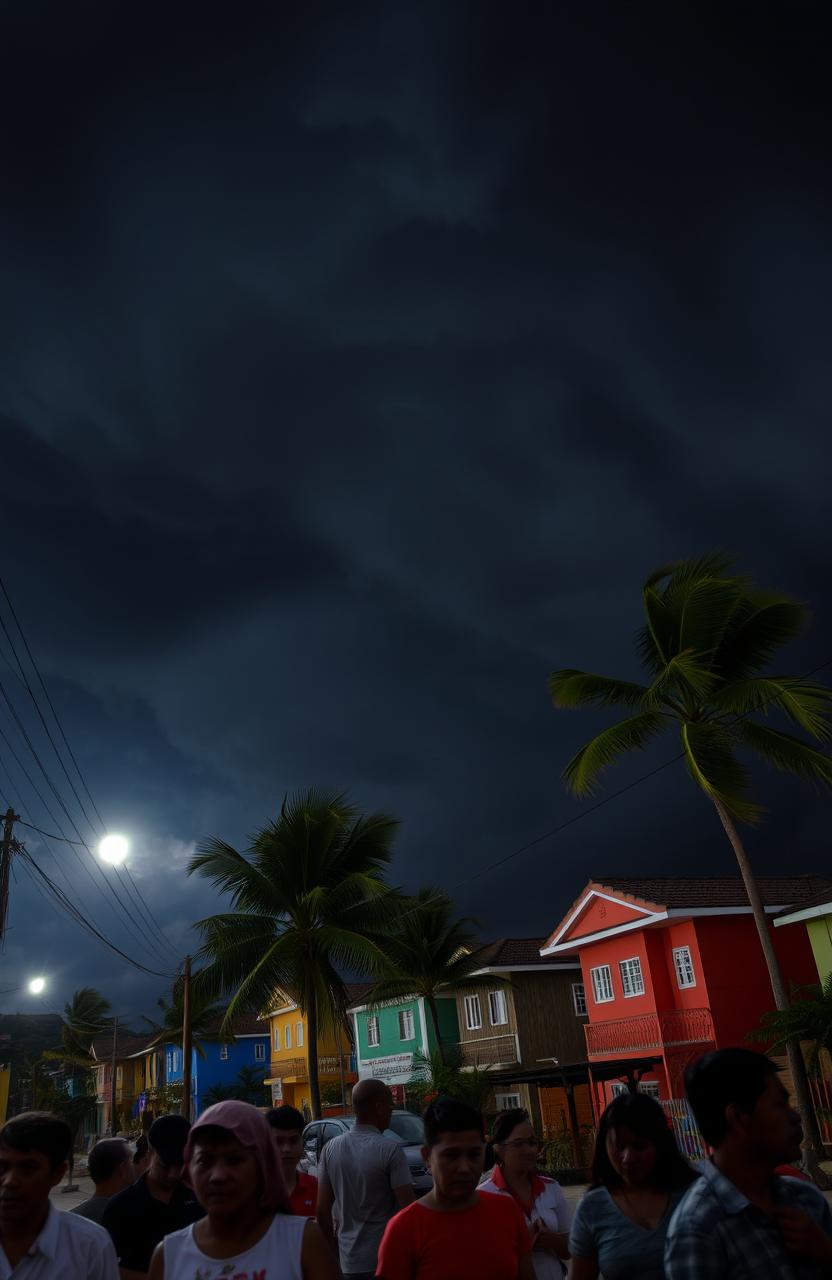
[495,1120,540,1179]
[742,1073,803,1165]
[424,1129,485,1204]
[605,1124,658,1188]
[189,1135,261,1217]
[149,1149,185,1193]
[0,1144,65,1225]
[271,1127,303,1178]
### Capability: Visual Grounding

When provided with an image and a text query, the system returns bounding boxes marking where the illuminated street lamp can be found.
[27,976,45,995]
[98,834,128,865]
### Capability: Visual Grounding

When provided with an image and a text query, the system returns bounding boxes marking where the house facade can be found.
[162,1013,270,1115]
[91,1033,156,1135]
[350,992,459,1098]
[775,888,832,983]
[265,993,356,1116]
[452,938,592,1140]
[542,876,830,1117]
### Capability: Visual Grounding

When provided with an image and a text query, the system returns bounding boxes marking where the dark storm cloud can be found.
[2,2,831,1011]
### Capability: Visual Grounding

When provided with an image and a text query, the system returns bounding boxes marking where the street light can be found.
[99,834,128,865]
[28,976,45,995]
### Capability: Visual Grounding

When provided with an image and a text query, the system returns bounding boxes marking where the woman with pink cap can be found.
[147,1100,338,1279]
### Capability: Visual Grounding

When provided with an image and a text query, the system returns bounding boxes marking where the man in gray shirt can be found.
[317,1079,415,1279]
[72,1139,135,1225]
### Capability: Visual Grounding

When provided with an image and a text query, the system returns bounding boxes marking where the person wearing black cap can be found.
[102,1115,203,1278]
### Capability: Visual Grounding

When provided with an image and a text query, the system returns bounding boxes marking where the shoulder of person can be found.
[780,1177,832,1216]
[478,1177,505,1195]
[570,1187,611,1220]
[60,1211,114,1248]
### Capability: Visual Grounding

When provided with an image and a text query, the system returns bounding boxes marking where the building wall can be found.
[511,970,587,1065]
[577,934,659,1025]
[268,1002,353,1116]
[455,982,520,1066]
[807,916,832,981]
[194,1035,269,1112]
[355,999,425,1061]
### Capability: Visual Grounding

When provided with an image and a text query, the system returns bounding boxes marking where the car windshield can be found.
[339,1112,425,1145]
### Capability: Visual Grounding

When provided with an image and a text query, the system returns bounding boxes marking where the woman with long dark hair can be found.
[147,1101,338,1280]
[568,1091,697,1280]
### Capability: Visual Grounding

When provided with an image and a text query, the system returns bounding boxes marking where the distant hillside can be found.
[0,1012,63,1069]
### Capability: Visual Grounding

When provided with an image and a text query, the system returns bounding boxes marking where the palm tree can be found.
[755,974,832,1077]
[549,554,832,1179]
[145,977,227,1060]
[189,788,400,1118]
[43,988,113,1075]
[363,888,491,1065]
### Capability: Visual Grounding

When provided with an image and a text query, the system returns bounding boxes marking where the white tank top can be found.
[162,1212,306,1279]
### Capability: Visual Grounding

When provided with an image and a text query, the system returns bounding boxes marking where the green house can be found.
[349,993,460,1091]
[775,887,832,982]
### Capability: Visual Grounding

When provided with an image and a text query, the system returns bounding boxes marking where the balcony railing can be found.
[456,1034,520,1068]
[585,1008,716,1059]
[271,1054,358,1081]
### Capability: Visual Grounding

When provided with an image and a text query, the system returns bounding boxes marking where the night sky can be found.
[2,3,831,1018]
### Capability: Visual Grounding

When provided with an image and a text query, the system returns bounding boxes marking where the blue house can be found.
[163,1013,270,1115]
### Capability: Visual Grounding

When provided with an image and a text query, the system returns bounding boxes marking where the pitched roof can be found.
[775,884,832,920]
[588,875,832,910]
[90,1033,155,1060]
[345,982,374,1005]
[474,937,574,968]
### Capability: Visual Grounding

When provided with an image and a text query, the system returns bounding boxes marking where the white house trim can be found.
[543,912,668,954]
[665,906,786,917]
[471,963,582,974]
[774,901,832,927]
[545,889,660,950]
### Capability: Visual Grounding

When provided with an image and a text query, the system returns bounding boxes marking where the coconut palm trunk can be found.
[307,991,321,1120]
[712,798,828,1179]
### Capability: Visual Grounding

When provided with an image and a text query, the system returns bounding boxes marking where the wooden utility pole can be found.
[109,1015,119,1135]
[0,808,20,946]
[181,956,192,1122]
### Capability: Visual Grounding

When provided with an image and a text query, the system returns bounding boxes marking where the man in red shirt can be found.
[376,1098,534,1280]
[266,1105,318,1216]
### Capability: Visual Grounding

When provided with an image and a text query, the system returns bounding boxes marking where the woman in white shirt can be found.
[148,1100,338,1280]
[480,1109,571,1279]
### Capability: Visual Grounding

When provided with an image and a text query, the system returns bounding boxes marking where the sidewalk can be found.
[50,1172,95,1212]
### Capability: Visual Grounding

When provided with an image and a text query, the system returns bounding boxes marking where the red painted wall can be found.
[578,933,659,1023]
[566,893,653,941]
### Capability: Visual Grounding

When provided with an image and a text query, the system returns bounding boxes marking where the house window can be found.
[495,1092,522,1110]
[296,1022,304,1047]
[255,1042,266,1062]
[590,965,614,1004]
[398,1009,415,1041]
[619,957,645,998]
[285,1025,292,1050]
[673,946,696,989]
[464,994,482,1030]
[219,1045,228,1061]
[367,1016,380,1047]
[639,1081,661,1099]
[273,1028,280,1052]
[166,1051,172,1074]
[572,983,587,1016]
[488,990,508,1026]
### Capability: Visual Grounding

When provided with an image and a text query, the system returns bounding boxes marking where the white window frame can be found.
[488,990,508,1026]
[398,1009,415,1041]
[219,1044,228,1061]
[254,1042,266,1062]
[296,1022,304,1047]
[464,994,482,1030]
[273,1027,280,1052]
[367,1016,380,1047]
[572,982,587,1016]
[619,956,645,999]
[639,1080,661,1099]
[590,964,614,1004]
[495,1092,522,1110]
[285,1025,292,1050]
[672,945,696,989]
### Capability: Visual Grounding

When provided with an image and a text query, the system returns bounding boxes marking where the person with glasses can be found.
[480,1109,571,1279]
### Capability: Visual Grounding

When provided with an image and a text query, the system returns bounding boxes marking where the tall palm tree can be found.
[145,977,227,1060]
[44,988,113,1073]
[189,788,400,1117]
[363,888,491,1065]
[549,554,832,1178]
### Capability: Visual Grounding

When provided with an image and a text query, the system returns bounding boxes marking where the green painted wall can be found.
[431,997,460,1051]
[807,916,832,982]
[355,996,460,1060]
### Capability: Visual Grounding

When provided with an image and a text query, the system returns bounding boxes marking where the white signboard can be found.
[358,1053,425,1083]
[271,1079,283,1103]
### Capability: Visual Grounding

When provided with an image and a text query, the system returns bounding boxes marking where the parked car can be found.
[301,1109,432,1192]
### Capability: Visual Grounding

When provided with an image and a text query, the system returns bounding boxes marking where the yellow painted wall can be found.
[807,916,832,983]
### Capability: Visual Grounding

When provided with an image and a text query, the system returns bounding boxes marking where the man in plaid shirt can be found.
[665,1048,832,1278]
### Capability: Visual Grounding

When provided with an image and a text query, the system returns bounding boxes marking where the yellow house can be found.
[266,992,356,1117]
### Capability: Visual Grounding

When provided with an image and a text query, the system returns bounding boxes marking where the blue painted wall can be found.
[164,1036,269,1114]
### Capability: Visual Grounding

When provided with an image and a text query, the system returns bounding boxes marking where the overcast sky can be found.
[2,3,831,1019]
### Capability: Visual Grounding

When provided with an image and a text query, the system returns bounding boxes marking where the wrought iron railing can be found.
[585,1008,715,1058]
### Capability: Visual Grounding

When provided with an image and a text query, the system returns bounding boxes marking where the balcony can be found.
[585,1008,715,1060]
[456,1034,520,1069]
[270,1054,358,1082]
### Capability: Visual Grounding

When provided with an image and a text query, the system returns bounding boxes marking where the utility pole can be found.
[109,1015,119,1135]
[0,808,20,946]
[181,956,192,1123]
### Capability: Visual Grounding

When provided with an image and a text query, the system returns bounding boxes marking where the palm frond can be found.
[644,650,717,707]
[738,721,832,789]
[714,592,808,679]
[680,722,763,822]
[548,670,648,710]
[562,712,666,796]
[711,678,832,742]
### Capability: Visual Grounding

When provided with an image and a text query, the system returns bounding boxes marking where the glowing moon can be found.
[28,977,46,994]
[99,834,129,865]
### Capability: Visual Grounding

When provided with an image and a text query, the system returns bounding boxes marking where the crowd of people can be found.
[1,1047,831,1278]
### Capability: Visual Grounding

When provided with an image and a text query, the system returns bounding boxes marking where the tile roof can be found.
[476,937,574,968]
[588,875,832,910]
[90,1033,155,1060]
[775,884,832,918]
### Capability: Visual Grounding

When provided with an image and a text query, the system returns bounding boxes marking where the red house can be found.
[541,875,832,1117]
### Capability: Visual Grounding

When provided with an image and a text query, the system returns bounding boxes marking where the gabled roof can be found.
[90,1034,155,1061]
[774,884,832,928]
[543,875,832,955]
[473,937,579,970]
